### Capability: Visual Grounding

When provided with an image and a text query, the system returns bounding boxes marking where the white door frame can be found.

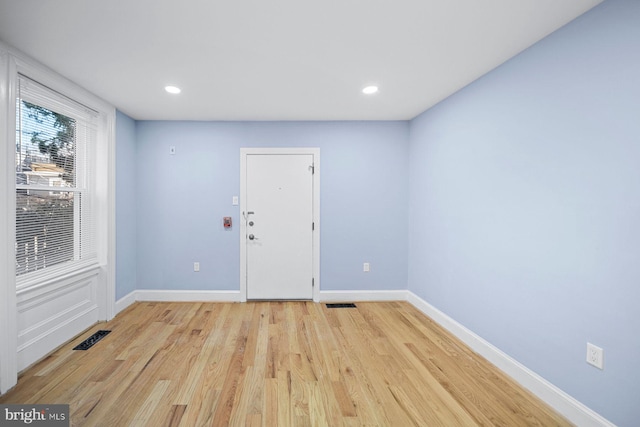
[240,147,320,302]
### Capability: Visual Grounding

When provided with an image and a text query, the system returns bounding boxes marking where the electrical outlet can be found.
[194,262,200,272]
[363,262,370,272]
[586,342,604,369]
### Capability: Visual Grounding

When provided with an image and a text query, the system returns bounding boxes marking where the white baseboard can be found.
[319,289,407,302]
[115,291,137,315]
[406,291,615,427]
[115,289,242,315]
[118,289,402,310]
[135,289,242,303]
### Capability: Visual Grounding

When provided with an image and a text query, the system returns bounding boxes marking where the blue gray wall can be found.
[134,121,409,292]
[408,1,640,425]
[115,110,137,300]
[114,0,639,423]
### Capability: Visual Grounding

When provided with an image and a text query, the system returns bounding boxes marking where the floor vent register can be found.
[73,330,111,350]
[325,303,357,308]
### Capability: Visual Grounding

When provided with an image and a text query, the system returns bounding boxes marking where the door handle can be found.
[248,234,256,240]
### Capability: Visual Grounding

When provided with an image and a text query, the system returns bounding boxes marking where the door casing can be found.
[240,147,320,302]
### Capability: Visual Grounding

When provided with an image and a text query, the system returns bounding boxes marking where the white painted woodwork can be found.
[0,41,116,390]
[17,268,100,370]
[240,147,320,302]
[0,43,19,394]
[246,154,314,300]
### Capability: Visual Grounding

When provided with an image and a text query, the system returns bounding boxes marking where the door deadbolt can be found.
[248,221,254,226]
[248,234,255,240]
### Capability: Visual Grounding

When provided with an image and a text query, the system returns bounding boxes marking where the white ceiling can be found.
[0,0,602,121]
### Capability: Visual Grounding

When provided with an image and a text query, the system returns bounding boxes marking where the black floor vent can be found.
[73,330,111,350]
[326,303,357,308]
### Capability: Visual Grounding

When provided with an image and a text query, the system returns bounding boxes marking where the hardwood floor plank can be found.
[331,380,357,417]
[276,370,293,427]
[263,377,279,427]
[76,369,138,425]
[0,301,573,426]
[210,315,250,425]
[172,306,227,405]
[131,379,171,425]
[165,404,187,427]
[330,309,414,426]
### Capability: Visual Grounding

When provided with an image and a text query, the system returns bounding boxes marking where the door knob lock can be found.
[249,221,254,226]
[248,234,255,240]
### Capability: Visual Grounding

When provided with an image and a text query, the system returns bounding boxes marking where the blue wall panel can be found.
[134,121,409,293]
[408,1,640,424]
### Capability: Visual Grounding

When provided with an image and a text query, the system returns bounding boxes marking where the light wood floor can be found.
[0,301,572,426]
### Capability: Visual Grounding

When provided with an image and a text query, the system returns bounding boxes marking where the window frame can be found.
[15,75,99,284]
[0,41,116,393]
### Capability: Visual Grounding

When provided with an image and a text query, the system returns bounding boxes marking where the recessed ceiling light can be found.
[362,85,379,95]
[165,85,181,94]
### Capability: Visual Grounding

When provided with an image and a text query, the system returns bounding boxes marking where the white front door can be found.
[243,150,316,300]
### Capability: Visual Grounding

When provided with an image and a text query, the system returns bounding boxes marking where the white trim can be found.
[239,147,321,303]
[15,254,101,372]
[101,106,117,321]
[17,304,98,370]
[122,289,404,307]
[406,291,615,427]
[115,290,138,315]
[16,263,101,293]
[319,290,407,302]
[135,290,242,303]
[9,50,113,114]
[115,289,249,313]
[11,48,116,319]
[0,44,19,394]
[0,40,116,393]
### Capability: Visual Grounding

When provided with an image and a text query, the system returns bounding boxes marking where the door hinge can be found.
[309,164,315,174]
[312,222,315,231]
[312,278,315,288]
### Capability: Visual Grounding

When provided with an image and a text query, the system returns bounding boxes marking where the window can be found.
[15,75,98,280]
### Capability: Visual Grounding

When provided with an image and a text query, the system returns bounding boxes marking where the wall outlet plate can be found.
[193,262,200,272]
[586,342,604,369]
[363,262,370,272]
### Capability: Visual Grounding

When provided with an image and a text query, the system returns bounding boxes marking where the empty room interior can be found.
[0,0,638,425]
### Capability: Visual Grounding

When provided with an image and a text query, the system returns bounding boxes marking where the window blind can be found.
[15,75,98,280]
